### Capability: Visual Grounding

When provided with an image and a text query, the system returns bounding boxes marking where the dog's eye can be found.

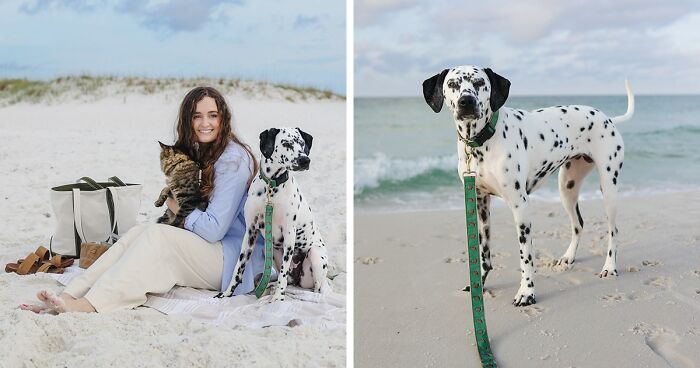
[473,79,486,88]
[447,80,458,89]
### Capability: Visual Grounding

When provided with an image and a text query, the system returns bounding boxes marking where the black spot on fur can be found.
[576,204,584,228]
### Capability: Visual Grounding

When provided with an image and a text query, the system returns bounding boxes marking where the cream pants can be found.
[63,224,224,312]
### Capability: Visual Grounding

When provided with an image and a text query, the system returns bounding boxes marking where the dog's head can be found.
[423,65,510,130]
[259,127,313,171]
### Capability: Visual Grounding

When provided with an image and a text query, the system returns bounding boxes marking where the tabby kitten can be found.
[154,142,207,228]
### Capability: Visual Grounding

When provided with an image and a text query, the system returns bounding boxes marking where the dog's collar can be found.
[458,110,499,148]
[259,170,289,188]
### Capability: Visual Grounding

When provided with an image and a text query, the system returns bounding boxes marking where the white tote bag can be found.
[50,177,142,257]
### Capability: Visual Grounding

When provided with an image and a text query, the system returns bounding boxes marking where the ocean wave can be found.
[354,153,457,194]
[627,125,700,137]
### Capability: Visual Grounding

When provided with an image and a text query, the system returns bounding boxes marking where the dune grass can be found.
[0,76,343,106]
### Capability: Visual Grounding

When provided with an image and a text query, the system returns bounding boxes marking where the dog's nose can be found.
[298,156,310,167]
[458,95,477,109]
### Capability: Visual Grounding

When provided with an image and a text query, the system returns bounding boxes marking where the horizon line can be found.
[355,93,700,98]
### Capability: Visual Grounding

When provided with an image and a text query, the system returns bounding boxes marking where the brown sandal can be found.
[5,253,43,275]
[16,246,51,265]
[17,249,73,269]
[36,261,65,274]
[45,255,74,269]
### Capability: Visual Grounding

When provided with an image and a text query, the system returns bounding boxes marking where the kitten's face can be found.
[158,142,191,175]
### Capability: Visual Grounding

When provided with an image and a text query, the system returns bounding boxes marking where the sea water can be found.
[355,95,700,212]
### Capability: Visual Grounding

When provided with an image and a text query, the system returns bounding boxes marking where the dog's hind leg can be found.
[299,245,330,293]
[555,157,594,266]
[594,140,624,278]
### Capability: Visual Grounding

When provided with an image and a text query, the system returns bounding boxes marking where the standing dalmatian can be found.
[423,66,634,306]
[216,127,330,301]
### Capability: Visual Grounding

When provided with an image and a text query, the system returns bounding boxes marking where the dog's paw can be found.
[214,290,233,298]
[270,292,286,303]
[599,259,619,278]
[555,256,575,267]
[599,268,619,278]
[513,288,536,307]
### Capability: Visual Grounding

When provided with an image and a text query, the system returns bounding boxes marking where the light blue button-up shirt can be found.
[184,142,266,294]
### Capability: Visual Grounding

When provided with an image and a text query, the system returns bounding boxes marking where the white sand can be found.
[355,192,700,367]
[0,85,346,367]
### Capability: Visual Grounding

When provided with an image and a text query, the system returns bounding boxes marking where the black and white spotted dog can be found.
[423,66,634,306]
[217,127,330,301]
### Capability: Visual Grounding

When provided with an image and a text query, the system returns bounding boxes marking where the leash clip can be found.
[266,184,274,205]
[464,146,475,175]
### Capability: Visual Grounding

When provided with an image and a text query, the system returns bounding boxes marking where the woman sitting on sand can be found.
[22,87,269,313]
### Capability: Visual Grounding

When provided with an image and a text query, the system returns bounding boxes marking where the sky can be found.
[355,0,700,96]
[0,0,346,93]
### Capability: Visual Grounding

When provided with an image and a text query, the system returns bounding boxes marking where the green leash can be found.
[464,173,497,367]
[253,202,274,298]
[253,171,289,298]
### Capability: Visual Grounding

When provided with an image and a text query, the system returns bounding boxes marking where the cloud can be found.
[18,0,243,32]
[115,0,242,32]
[356,0,700,95]
[19,0,105,14]
[355,0,420,27]
[425,0,700,45]
[293,15,320,29]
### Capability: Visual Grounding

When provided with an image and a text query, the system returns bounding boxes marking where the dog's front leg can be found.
[477,191,493,285]
[463,191,493,293]
[507,197,536,307]
[215,216,260,298]
[271,226,295,302]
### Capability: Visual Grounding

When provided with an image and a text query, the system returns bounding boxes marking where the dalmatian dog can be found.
[216,127,330,301]
[423,66,634,306]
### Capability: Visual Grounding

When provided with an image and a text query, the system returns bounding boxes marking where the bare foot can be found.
[18,303,54,314]
[37,290,67,312]
[37,290,96,313]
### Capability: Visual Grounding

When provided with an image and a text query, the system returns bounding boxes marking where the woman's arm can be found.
[184,151,251,243]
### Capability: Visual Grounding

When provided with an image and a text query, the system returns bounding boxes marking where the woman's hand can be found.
[165,195,180,214]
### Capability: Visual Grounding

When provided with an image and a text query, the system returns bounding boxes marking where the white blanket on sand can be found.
[48,265,345,329]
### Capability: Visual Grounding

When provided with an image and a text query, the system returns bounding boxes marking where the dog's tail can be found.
[610,79,634,124]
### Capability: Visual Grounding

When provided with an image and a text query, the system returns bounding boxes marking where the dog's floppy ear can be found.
[296,127,313,155]
[259,128,280,159]
[484,68,511,112]
[422,69,449,113]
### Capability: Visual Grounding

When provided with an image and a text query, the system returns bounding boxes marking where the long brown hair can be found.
[173,87,258,203]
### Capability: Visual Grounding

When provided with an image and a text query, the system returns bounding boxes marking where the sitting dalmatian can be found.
[423,66,634,306]
[216,127,330,301]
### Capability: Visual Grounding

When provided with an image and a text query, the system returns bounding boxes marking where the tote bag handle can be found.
[108,176,127,186]
[78,177,104,190]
